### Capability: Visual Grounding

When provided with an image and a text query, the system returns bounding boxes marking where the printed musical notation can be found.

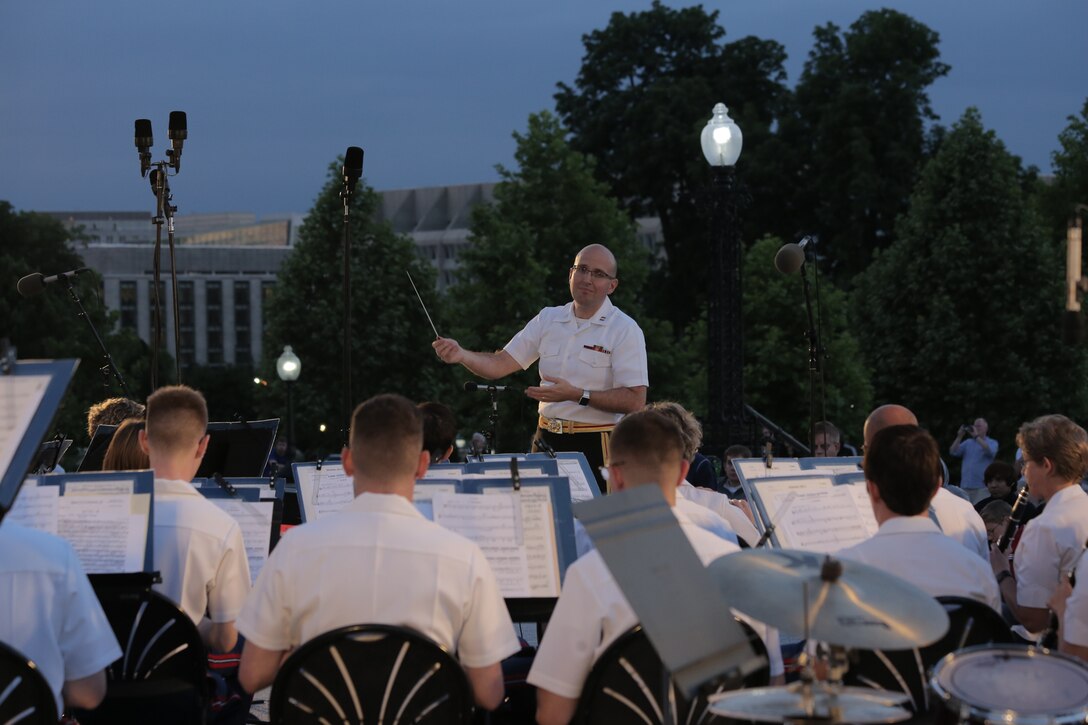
[556,459,596,501]
[758,479,877,552]
[7,483,59,532]
[734,459,806,480]
[302,464,354,521]
[0,374,49,484]
[58,492,147,573]
[209,499,274,584]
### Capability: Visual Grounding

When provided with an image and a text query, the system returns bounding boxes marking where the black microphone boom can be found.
[17,268,90,298]
[464,381,519,393]
[342,146,364,194]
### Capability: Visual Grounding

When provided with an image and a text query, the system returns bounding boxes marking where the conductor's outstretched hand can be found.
[432,337,464,365]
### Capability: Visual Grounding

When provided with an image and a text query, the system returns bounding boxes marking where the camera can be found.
[960,424,975,436]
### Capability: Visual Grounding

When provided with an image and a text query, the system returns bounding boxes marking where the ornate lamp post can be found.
[701,103,745,452]
[276,345,301,453]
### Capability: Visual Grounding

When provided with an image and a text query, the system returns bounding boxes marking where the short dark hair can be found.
[980,500,1012,526]
[983,460,1016,484]
[418,401,457,462]
[609,410,685,483]
[349,394,423,479]
[87,397,145,437]
[145,386,207,454]
[1017,415,1088,482]
[863,424,940,516]
[813,420,841,444]
[723,444,751,460]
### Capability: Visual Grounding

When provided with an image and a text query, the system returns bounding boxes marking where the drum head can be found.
[708,685,911,724]
[931,644,1088,720]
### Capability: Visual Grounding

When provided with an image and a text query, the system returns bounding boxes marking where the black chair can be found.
[0,640,58,724]
[573,620,770,725]
[76,586,208,725]
[843,595,1014,714]
[269,624,475,724]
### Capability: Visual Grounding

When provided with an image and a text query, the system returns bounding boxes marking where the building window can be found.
[119,281,137,330]
[235,281,251,366]
[177,281,195,368]
[206,281,223,366]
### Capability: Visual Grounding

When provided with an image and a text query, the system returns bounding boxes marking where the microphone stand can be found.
[150,162,182,387]
[340,182,354,444]
[798,250,827,452]
[485,388,500,454]
[60,275,133,399]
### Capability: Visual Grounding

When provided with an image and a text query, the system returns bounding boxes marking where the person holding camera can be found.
[950,417,999,504]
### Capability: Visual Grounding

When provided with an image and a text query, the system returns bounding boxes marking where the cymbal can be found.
[707,548,949,649]
[708,684,912,723]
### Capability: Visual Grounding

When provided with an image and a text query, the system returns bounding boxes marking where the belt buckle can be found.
[544,417,564,434]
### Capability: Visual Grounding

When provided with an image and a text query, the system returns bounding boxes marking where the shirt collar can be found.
[1049,484,1088,507]
[345,491,425,519]
[561,296,616,326]
[875,516,942,536]
[154,478,203,497]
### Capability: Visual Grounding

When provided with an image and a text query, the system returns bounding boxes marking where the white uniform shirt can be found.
[677,481,760,547]
[153,478,251,625]
[237,492,521,668]
[1062,550,1088,647]
[835,516,1002,613]
[0,522,122,714]
[931,486,989,559]
[1014,485,1088,608]
[528,510,782,700]
[504,297,648,425]
[574,499,738,557]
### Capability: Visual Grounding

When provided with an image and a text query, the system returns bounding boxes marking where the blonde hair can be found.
[145,385,208,454]
[1016,414,1088,483]
[87,397,145,437]
[646,401,701,461]
[102,418,150,471]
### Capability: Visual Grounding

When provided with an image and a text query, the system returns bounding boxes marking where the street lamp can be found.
[701,102,745,452]
[276,345,301,454]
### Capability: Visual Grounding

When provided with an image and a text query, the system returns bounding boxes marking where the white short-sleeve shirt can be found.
[930,487,989,559]
[835,516,1002,613]
[153,478,251,624]
[503,297,648,425]
[236,492,521,668]
[1062,550,1088,647]
[0,522,122,714]
[677,481,760,547]
[1014,485,1088,609]
[528,510,782,700]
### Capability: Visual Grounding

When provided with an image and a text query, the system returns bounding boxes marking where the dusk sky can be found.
[2,1,1085,218]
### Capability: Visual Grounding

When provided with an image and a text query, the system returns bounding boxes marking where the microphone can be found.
[342,146,364,194]
[149,168,164,197]
[134,119,153,177]
[774,235,813,275]
[167,111,187,171]
[463,382,519,393]
[17,268,90,297]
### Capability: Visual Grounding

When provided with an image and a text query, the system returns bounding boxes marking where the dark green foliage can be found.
[1036,99,1088,245]
[852,109,1088,454]
[743,237,872,444]
[260,162,452,455]
[783,9,950,282]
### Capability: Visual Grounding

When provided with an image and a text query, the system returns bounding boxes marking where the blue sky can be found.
[2,1,1085,217]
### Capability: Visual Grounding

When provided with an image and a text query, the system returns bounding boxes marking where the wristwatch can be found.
[579,389,591,406]
[997,570,1013,585]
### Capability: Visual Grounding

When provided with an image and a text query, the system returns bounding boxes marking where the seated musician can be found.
[86,396,144,438]
[0,519,122,714]
[1047,550,1088,663]
[990,414,1088,638]
[236,393,520,710]
[138,385,251,653]
[418,400,458,463]
[835,424,1001,612]
[528,410,783,725]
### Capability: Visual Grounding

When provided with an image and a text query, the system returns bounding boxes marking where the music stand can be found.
[77,423,120,472]
[196,419,279,478]
[0,358,79,525]
[32,437,72,474]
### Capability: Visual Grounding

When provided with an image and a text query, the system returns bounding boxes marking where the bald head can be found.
[864,404,918,446]
[576,244,617,277]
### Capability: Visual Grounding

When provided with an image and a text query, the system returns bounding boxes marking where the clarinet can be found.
[997,484,1031,553]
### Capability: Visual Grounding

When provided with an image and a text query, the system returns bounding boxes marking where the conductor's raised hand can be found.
[526,375,579,403]
[432,337,464,364]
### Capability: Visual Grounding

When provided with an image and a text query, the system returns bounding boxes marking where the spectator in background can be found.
[101,418,149,471]
[979,500,1012,548]
[721,444,750,500]
[973,461,1019,513]
[86,397,145,438]
[264,435,293,479]
[950,417,999,504]
[419,401,458,464]
[813,421,841,457]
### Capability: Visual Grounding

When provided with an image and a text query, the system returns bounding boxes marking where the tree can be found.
[259,162,450,455]
[554,0,791,331]
[783,9,950,282]
[1037,99,1088,245]
[743,236,873,445]
[852,109,1088,453]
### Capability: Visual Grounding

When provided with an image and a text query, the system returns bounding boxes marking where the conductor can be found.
[433,244,648,489]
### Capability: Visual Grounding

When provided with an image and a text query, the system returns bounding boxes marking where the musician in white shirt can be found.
[237,394,520,710]
[836,424,1001,612]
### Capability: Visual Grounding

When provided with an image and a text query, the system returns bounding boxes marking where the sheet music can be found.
[843,481,879,538]
[413,483,457,521]
[58,491,145,573]
[6,483,58,532]
[423,466,463,480]
[757,478,875,552]
[807,463,865,475]
[557,459,595,501]
[464,465,552,479]
[209,499,274,584]
[735,458,807,479]
[484,487,560,597]
[0,375,49,483]
[296,464,354,521]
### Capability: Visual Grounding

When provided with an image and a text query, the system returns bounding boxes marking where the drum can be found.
[929,644,1088,724]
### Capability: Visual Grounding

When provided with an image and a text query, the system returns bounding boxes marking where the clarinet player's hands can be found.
[989,540,1011,576]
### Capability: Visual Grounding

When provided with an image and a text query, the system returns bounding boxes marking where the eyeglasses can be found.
[570,265,615,281]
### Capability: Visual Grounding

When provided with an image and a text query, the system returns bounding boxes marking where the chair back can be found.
[843,595,1013,713]
[76,585,208,725]
[0,640,58,725]
[269,624,475,725]
[573,620,770,725]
